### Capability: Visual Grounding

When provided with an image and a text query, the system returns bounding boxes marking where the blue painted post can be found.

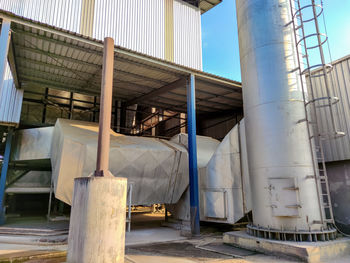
[187,74,200,236]
[0,128,14,225]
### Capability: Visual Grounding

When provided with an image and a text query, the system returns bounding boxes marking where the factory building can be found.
[0,0,244,223]
[0,0,350,262]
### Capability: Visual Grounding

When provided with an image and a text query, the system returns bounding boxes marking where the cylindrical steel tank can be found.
[235,0,335,239]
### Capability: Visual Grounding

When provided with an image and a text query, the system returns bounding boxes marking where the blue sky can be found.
[201,0,350,81]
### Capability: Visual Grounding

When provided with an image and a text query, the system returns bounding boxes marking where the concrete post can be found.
[67,37,127,263]
[67,177,127,263]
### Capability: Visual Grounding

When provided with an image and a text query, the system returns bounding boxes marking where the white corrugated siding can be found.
[0,0,82,32]
[173,0,202,70]
[0,62,23,125]
[308,55,350,162]
[92,0,165,60]
[0,0,202,69]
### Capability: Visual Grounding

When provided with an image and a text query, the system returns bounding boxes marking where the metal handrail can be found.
[293,3,323,23]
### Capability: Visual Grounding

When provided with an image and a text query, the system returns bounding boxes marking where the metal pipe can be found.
[311,0,337,133]
[92,96,97,122]
[0,128,14,225]
[236,0,324,233]
[42,88,48,123]
[95,37,114,177]
[69,92,74,120]
[47,177,54,221]
[187,74,200,236]
[127,184,132,232]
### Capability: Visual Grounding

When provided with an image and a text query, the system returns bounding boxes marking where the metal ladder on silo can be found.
[288,0,345,227]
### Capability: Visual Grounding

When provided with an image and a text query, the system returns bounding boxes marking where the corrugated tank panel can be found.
[308,55,350,162]
[173,0,202,70]
[0,62,23,125]
[0,0,82,32]
[92,0,165,60]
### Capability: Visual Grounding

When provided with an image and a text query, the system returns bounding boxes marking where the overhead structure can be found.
[236,0,336,240]
[0,10,242,118]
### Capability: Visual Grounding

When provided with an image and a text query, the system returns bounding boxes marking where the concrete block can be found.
[67,176,127,263]
[223,230,350,263]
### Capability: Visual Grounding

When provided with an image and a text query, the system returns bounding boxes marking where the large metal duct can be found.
[235,0,336,240]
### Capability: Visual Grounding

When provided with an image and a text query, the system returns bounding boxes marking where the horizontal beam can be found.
[15,44,99,73]
[21,75,101,96]
[126,78,186,106]
[18,66,91,86]
[18,58,242,108]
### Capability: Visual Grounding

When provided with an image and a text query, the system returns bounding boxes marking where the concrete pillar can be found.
[67,177,127,263]
[67,37,127,262]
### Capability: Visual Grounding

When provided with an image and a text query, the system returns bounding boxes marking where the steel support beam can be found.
[0,19,11,92]
[92,96,97,122]
[0,128,14,225]
[125,78,186,106]
[42,88,48,123]
[69,92,74,120]
[187,74,200,236]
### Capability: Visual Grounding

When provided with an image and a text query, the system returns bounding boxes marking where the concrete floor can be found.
[1,212,350,262]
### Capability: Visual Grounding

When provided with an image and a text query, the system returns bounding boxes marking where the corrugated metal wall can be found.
[0,0,82,32]
[92,0,165,60]
[173,0,202,70]
[0,0,202,70]
[308,55,350,162]
[0,62,23,125]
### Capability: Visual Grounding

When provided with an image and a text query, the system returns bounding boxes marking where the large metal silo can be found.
[235,0,336,240]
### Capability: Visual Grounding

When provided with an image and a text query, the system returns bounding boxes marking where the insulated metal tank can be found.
[235,0,335,240]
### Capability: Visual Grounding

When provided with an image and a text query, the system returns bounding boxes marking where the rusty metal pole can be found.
[95,37,114,177]
[68,38,127,263]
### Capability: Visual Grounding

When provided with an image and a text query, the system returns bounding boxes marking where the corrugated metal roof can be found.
[1,9,242,114]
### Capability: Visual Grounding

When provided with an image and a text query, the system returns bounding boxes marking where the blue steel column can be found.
[0,129,14,225]
[187,74,200,235]
[0,19,12,225]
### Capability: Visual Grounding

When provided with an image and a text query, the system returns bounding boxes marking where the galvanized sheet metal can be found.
[1,0,202,70]
[0,0,82,32]
[173,0,202,70]
[236,0,324,231]
[308,55,350,162]
[0,62,23,125]
[93,0,165,61]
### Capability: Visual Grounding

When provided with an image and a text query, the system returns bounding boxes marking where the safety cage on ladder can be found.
[288,0,345,235]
